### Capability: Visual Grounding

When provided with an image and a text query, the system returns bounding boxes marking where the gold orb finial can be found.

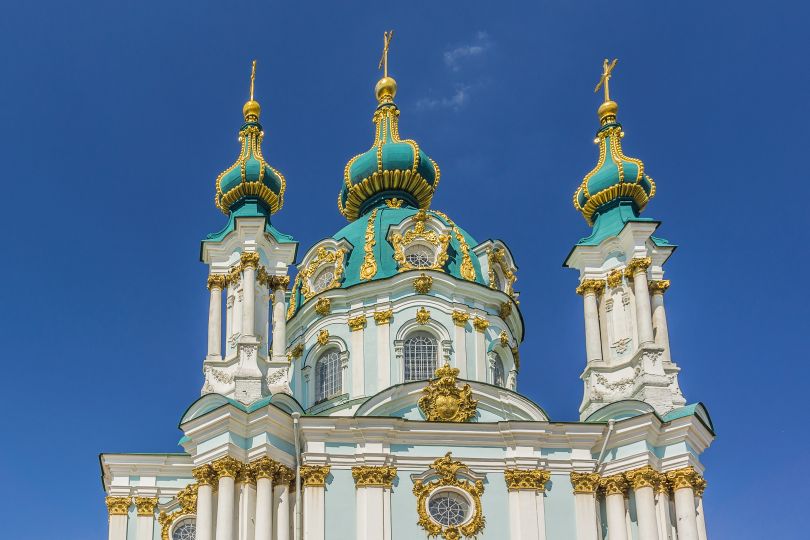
[375,76,397,103]
[597,100,618,123]
[243,60,261,121]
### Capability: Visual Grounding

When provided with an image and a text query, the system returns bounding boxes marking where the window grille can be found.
[316,350,342,402]
[404,332,438,381]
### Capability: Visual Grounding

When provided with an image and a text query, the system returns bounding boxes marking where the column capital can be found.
[212,456,243,479]
[576,279,606,295]
[207,274,227,290]
[192,463,218,486]
[351,465,397,488]
[451,310,470,327]
[300,465,331,487]
[275,464,295,486]
[374,309,393,325]
[665,466,702,491]
[599,473,629,496]
[504,468,551,492]
[134,496,158,516]
[624,466,664,490]
[267,274,290,291]
[693,475,707,497]
[472,316,489,332]
[240,251,260,269]
[624,256,652,276]
[237,463,257,485]
[648,279,671,293]
[570,472,601,494]
[105,496,131,516]
[251,456,278,479]
[348,315,367,331]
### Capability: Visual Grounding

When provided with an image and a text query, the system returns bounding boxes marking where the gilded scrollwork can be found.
[498,302,512,319]
[606,269,624,288]
[315,297,331,316]
[415,307,431,325]
[431,209,476,281]
[648,279,671,293]
[413,453,485,539]
[299,247,347,300]
[348,314,367,331]
[392,210,450,272]
[373,309,393,325]
[300,465,331,487]
[472,317,489,332]
[624,256,652,277]
[317,329,329,346]
[451,310,469,327]
[359,208,379,280]
[418,363,477,423]
[157,483,198,540]
[504,469,551,492]
[413,273,433,294]
[487,247,517,297]
[352,465,397,488]
[570,472,601,494]
[287,342,304,361]
[105,496,131,515]
[576,279,606,295]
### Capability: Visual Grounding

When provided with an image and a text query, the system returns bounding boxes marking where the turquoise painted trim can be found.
[663,402,715,433]
[178,392,304,425]
[202,197,297,245]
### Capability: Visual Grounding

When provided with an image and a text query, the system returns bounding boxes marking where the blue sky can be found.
[0,1,807,538]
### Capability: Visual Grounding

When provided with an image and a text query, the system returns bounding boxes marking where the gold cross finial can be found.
[249,60,257,101]
[594,58,618,102]
[378,31,394,77]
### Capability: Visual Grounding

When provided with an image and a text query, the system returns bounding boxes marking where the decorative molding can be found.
[359,208,379,280]
[499,331,509,346]
[511,345,521,371]
[300,465,331,487]
[415,307,431,325]
[275,464,295,486]
[413,273,433,294]
[240,251,260,269]
[105,496,131,516]
[317,329,329,346]
[207,274,227,290]
[392,210,451,272]
[315,297,331,316]
[300,247,346,300]
[606,269,624,288]
[287,342,304,361]
[418,363,477,422]
[576,279,606,295]
[385,197,403,208]
[570,472,601,494]
[373,309,393,325]
[212,456,243,479]
[498,302,512,319]
[266,274,290,291]
[413,453,485,539]
[237,464,257,485]
[135,496,158,516]
[624,466,662,490]
[348,315,367,331]
[648,279,671,293]
[624,257,652,277]
[487,247,517,297]
[158,484,198,540]
[451,310,470,327]
[431,209,476,281]
[665,466,702,492]
[191,464,217,486]
[472,316,489,332]
[599,474,629,496]
[504,469,551,492]
[352,465,397,488]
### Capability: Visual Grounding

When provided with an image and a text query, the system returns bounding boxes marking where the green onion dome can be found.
[214,98,286,215]
[573,100,655,226]
[338,76,440,221]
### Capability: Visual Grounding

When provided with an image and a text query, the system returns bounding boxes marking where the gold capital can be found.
[134,496,158,516]
[192,464,217,486]
[570,472,601,494]
[472,316,489,332]
[373,309,393,325]
[274,464,295,486]
[352,465,397,488]
[348,314,367,331]
[665,466,703,492]
[624,466,663,491]
[267,275,290,291]
[576,279,606,295]
[300,465,331,487]
[251,456,278,480]
[599,473,629,496]
[105,496,131,516]
[451,310,469,327]
[240,251,260,269]
[207,274,227,290]
[504,469,551,492]
[212,456,243,479]
[649,279,671,293]
[625,257,652,277]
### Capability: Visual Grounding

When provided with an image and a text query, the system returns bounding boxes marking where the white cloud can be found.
[415,85,470,112]
[443,32,490,72]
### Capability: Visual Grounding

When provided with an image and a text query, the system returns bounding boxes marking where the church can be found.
[100,37,714,540]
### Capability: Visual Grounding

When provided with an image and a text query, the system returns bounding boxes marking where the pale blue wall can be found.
[325,469,356,539]
[544,474,577,539]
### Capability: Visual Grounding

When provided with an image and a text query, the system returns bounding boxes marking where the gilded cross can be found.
[594,58,618,102]
[249,60,257,101]
[378,30,394,77]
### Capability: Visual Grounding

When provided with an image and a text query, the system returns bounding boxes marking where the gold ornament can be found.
[212,456,243,478]
[599,474,629,496]
[431,209,476,281]
[176,484,197,513]
[237,464,257,485]
[418,363,477,422]
[240,251,260,269]
[451,310,469,327]
[105,496,131,515]
[287,342,304,361]
[648,279,671,293]
[576,279,606,295]
[359,208,379,280]
[624,466,662,490]
[373,309,393,325]
[511,345,521,371]
[352,466,397,488]
[504,469,551,492]
[286,275,301,320]
[570,472,601,494]
[499,331,509,346]
[413,453,485,539]
[665,467,702,491]
[299,247,346,300]
[207,274,227,290]
[487,247,517,297]
[693,475,707,497]
[472,317,489,332]
[317,329,329,346]
[415,307,431,325]
[392,214,450,273]
[315,297,331,316]
[300,465,331,487]
[606,269,624,288]
[348,315,367,331]
[413,273,433,294]
[267,275,290,291]
[251,456,278,479]
[624,257,652,277]
[191,464,217,486]
[498,302,512,319]
[135,496,158,516]
[275,464,295,486]
[385,197,404,208]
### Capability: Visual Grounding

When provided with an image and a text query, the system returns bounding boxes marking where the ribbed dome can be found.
[215,99,286,215]
[573,100,655,226]
[338,78,440,221]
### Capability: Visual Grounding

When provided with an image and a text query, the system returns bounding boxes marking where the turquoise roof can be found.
[201,198,297,259]
[339,92,439,221]
[574,202,673,247]
[288,203,485,317]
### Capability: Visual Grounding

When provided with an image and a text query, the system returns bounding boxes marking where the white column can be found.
[473,319,487,380]
[241,253,258,339]
[625,468,660,540]
[570,473,600,540]
[214,458,242,540]
[271,282,288,360]
[135,497,158,540]
[274,468,293,540]
[226,287,235,353]
[350,322,365,396]
[600,475,629,540]
[207,276,225,359]
[628,259,654,345]
[655,489,673,540]
[650,284,671,361]
[106,498,130,540]
[696,495,708,540]
[506,469,549,540]
[578,281,604,363]
[667,468,701,540]
[238,471,257,540]
[353,467,394,540]
[376,316,391,391]
[193,466,217,540]
[453,317,468,377]
[301,466,328,540]
[254,461,275,540]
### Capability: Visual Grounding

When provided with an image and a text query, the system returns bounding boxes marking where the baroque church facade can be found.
[101,50,714,540]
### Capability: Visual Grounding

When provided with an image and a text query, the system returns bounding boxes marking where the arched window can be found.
[316,350,341,402]
[172,518,196,540]
[492,270,503,291]
[405,244,435,268]
[492,352,505,387]
[312,266,336,293]
[404,332,438,382]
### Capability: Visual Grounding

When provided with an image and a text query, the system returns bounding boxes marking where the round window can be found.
[427,490,470,527]
[172,518,196,540]
[405,245,434,268]
[312,267,335,292]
